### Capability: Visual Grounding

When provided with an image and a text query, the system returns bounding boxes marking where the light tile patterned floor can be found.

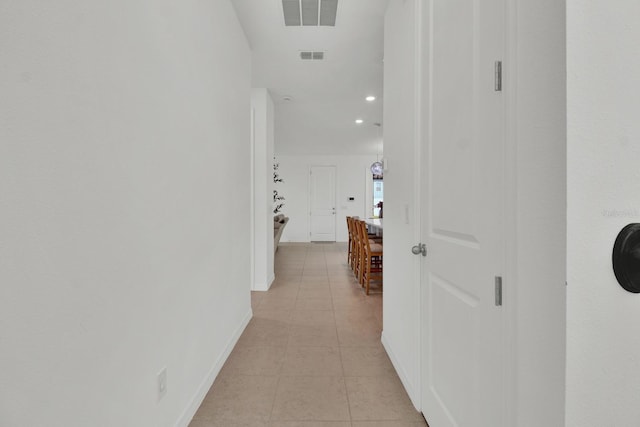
[190,242,427,427]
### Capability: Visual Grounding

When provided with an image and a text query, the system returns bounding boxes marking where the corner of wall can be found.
[381,332,420,411]
[176,308,253,427]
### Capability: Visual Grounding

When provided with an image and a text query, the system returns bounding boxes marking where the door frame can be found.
[502,0,519,425]
[249,106,256,291]
[413,0,518,425]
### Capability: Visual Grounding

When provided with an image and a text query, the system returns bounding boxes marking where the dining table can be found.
[364,218,383,237]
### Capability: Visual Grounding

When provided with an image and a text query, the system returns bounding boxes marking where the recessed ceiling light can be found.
[355,119,364,124]
[366,96,376,102]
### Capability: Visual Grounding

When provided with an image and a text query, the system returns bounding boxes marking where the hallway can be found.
[190,243,427,426]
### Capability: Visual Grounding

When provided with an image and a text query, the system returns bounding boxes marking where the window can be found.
[373,179,383,218]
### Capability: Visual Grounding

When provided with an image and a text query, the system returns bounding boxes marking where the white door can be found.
[419,0,506,426]
[309,166,336,241]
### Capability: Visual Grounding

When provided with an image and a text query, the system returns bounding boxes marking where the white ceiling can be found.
[231,0,389,155]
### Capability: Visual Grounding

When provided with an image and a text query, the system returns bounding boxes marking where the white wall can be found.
[276,154,378,242]
[0,2,251,426]
[566,1,640,425]
[251,89,275,291]
[380,0,421,409]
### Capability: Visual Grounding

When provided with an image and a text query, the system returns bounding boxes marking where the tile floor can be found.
[190,242,428,427]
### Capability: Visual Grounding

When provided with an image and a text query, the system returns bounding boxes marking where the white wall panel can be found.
[251,89,275,291]
[0,1,251,425]
[567,1,640,425]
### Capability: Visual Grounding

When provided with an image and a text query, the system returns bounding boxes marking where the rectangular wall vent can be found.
[283,0,338,26]
[300,51,325,60]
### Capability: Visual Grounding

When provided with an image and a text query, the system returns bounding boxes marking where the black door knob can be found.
[612,223,640,293]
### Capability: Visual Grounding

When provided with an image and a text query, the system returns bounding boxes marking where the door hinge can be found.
[494,61,502,92]
[495,276,503,306]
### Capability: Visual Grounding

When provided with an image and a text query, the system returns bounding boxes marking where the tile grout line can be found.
[324,244,357,425]
[266,244,308,423]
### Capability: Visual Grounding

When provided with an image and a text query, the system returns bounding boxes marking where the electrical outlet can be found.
[157,367,167,401]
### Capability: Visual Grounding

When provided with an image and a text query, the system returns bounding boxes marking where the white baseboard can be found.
[175,308,253,427]
[252,277,273,291]
[381,331,421,411]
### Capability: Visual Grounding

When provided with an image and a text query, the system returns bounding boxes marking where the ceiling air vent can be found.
[282,0,301,26]
[283,0,338,27]
[301,0,319,26]
[319,0,338,26]
[300,51,325,60]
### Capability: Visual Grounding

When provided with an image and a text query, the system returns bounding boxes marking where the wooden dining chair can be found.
[351,217,362,277]
[346,216,354,268]
[355,219,383,295]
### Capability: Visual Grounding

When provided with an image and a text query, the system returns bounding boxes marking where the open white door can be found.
[309,165,336,241]
[419,0,506,426]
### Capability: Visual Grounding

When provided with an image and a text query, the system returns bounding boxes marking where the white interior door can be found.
[309,166,336,241]
[420,0,506,426]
